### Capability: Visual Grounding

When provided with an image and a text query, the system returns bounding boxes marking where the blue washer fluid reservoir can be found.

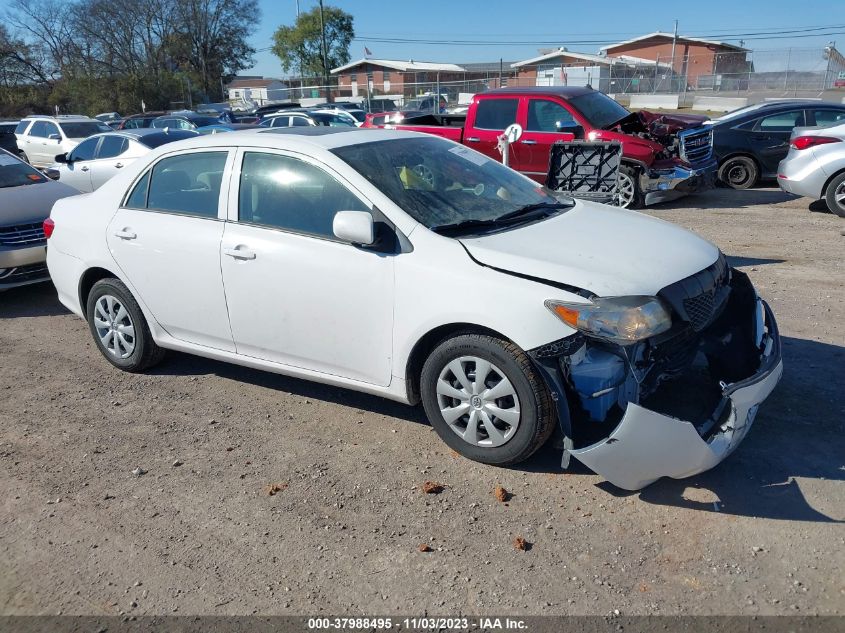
[569,347,627,422]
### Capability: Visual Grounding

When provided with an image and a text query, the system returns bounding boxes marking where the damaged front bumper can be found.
[641,158,718,206]
[569,300,782,490]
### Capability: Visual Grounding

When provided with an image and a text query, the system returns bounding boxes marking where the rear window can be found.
[0,151,47,188]
[60,121,110,138]
[474,99,518,130]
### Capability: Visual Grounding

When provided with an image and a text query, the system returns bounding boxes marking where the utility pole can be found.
[318,0,332,102]
[296,0,304,98]
[669,19,678,93]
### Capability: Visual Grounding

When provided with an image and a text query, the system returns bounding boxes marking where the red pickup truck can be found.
[366,86,717,208]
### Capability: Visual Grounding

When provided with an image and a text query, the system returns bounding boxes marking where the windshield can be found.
[332,136,567,232]
[0,151,47,188]
[568,92,631,129]
[59,121,111,138]
[310,113,355,127]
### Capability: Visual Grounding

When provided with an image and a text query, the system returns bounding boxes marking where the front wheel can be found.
[615,166,642,209]
[823,172,845,218]
[420,334,555,466]
[18,152,29,164]
[86,278,165,372]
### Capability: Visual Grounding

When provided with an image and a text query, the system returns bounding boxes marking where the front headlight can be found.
[545,296,672,345]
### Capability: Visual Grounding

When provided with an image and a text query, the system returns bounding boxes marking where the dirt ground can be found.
[1,186,843,617]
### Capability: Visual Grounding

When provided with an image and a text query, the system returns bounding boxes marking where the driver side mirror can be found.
[54,153,70,164]
[556,121,584,139]
[333,210,374,245]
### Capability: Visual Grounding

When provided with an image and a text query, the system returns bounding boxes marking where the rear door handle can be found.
[81,166,89,172]
[114,229,136,240]
[115,163,124,169]
[520,139,537,145]
[466,137,480,142]
[223,246,256,260]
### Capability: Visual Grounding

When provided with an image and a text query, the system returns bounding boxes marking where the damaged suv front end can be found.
[529,254,782,490]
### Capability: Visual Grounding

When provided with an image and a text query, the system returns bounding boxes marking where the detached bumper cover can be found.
[568,300,782,490]
[642,158,718,205]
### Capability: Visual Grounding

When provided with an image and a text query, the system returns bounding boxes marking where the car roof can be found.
[23,115,96,122]
[155,112,215,120]
[483,86,596,98]
[139,127,434,154]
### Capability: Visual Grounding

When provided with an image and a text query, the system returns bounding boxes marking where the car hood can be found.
[0,179,78,225]
[458,201,719,297]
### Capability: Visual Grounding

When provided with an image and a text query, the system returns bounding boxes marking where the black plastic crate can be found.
[545,140,622,204]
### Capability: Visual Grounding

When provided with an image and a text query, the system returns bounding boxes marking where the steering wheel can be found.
[411,164,436,188]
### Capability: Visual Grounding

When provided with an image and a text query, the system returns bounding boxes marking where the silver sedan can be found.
[777,121,845,217]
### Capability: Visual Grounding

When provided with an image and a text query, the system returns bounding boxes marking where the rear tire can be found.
[420,334,555,466]
[86,278,165,372]
[823,172,845,218]
[18,152,29,164]
[718,156,758,190]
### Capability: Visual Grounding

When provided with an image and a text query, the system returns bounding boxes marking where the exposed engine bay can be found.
[608,111,710,160]
[529,258,782,489]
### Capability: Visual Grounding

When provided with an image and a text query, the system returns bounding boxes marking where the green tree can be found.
[271,4,354,96]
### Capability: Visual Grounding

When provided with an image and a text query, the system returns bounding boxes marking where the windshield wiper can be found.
[495,201,573,222]
[431,201,573,236]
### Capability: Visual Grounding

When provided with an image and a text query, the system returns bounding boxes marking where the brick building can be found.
[331,58,467,98]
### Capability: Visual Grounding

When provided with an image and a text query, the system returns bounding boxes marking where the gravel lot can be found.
[1,186,843,617]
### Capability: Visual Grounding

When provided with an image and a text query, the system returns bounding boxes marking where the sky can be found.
[249,0,845,77]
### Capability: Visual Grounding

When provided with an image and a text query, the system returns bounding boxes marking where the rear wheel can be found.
[420,334,555,466]
[824,172,845,218]
[18,151,29,164]
[86,278,165,372]
[719,156,758,190]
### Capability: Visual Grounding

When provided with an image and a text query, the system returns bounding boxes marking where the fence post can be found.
[653,55,660,93]
[784,48,791,91]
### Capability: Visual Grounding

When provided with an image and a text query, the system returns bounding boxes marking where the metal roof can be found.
[600,32,748,52]
[331,58,465,74]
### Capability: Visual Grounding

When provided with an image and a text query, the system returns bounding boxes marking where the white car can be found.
[45,129,782,490]
[777,121,845,217]
[51,129,198,192]
[14,115,111,167]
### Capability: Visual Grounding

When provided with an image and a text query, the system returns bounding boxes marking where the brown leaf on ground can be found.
[494,485,511,502]
[421,481,445,494]
[513,536,530,551]
[418,543,432,552]
[264,482,288,496]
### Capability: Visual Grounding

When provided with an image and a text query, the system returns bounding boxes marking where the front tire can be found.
[823,172,845,218]
[615,165,642,209]
[19,152,29,164]
[420,334,555,466]
[86,278,165,372]
[718,156,758,190]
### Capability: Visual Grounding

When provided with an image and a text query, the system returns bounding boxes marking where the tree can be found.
[271,4,354,95]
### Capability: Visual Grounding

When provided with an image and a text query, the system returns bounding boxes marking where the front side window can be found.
[757,110,804,131]
[291,116,312,127]
[332,136,566,232]
[69,137,99,161]
[97,135,128,159]
[140,151,228,218]
[238,152,367,238]
[474,98,519,130]
[526,99,575,132]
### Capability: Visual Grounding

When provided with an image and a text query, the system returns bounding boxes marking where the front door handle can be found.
[466,137,480,142]
[520,139,537,145]
[114,229,136,240]
[115,163,124,169]
[223,246,256,260]
[81,166,89,172]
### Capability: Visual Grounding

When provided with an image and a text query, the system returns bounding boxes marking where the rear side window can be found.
[238,152,367,238]
[474,98,519,130]
[136,152,227,218]
[125,171,150,208]
[813,109,845,126]
[291,116,311,127]
[756,110,804,131]
[97,136,128,159]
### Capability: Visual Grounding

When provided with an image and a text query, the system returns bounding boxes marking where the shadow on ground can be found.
[0,282,68,319]
[657,186,796,210]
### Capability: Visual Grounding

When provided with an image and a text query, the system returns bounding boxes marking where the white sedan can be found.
[51,129,198,192]
[45,128,782,489]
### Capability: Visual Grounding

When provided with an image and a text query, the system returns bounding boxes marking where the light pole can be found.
[318,0,332,102]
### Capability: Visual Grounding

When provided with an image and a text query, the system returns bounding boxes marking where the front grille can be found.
[0,222,46,247]
[0,263,49,283]
[659,253,730,332]
[679,128,713,164]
